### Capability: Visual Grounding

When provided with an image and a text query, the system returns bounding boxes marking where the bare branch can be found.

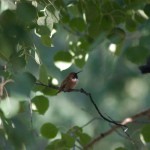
[35,82,128,131]
[84,108,150,149]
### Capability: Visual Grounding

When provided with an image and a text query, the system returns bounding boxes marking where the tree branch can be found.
[84,108,150,149]
[35,82,127,130]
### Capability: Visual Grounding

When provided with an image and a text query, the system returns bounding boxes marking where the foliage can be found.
[0,0,150,150]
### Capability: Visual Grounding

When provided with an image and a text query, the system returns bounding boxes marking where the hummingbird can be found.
[56,71,82,94]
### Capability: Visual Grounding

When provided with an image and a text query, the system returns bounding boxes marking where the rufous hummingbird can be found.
[56,71,82,94]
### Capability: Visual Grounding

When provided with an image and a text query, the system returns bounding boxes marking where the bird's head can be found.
[69,71,82,79]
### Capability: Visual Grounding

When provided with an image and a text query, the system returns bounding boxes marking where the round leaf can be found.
[17,2,37,24]
[74,57,86,68]
[36,25,50,35]
[41,123,58,139]
[79,133,91,146]
[61,133,75,148]
[54,51,72,70]
[42,87,58,96]
[41,35,51,47]
[54,51,72,62]
[32,95,49,115]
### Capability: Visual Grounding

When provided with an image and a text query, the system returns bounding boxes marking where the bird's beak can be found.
[76,71,82,74]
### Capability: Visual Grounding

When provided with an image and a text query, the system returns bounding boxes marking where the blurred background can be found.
[0,0,150,150]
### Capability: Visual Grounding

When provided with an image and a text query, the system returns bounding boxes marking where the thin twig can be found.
[84,108,150,149]
[35,82,128,131]
[28,98,33,129]
[81,117,100,128]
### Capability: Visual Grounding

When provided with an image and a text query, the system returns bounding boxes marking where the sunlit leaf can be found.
[32,95,49,115]
[54,51,72,70]
[37,16,53,30]
[134,12,147,23]
[40,122,58,139]
[1,0,16,12]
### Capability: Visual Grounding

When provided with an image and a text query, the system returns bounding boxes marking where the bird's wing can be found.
[56,79,68,94]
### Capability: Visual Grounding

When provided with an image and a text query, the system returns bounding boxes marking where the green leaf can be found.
[69,17,86,32]
[54,51,72,62]
[39,64,48,84]
[42,87,58,96]
[100,15,114,31]
[85,1,100,22]
[36,25,50,35]
[0,37,14,61]
[37,16,54,31]
[125,18,137,32]
[141,125,150,143]
[41,35,51,47]
[68,126,82,137]
[144,4,150,17]
[40,122,58,139]
[112,10,125,24]
[134,12,147,23]
[88,22,101,38]
[16,1,37,24]
[107,28,126,44]
[125,46,149,64]
[46,139,66,150]
[32,95,49,115]
[60,9,70,23]
[115,147,126,150]
[74,55,87,68]
[61,133,75,148]
[79,133,91,146]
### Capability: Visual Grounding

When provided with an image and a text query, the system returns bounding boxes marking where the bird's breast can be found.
[64,78,78,90]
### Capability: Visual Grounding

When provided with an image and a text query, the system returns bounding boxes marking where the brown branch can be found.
[35,82,127,130]
[84,108,150,149]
